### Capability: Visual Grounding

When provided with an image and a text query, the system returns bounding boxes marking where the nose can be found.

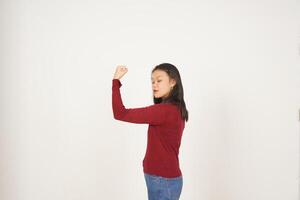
[152,83,158,89]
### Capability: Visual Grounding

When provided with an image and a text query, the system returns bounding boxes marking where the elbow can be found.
[113,110,127,121]
[112,106,127,121]
[112,106,120,120]
[113,113,118,120]
[113,112,121,120]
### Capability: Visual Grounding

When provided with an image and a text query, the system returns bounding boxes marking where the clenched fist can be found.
[113,65,128,80]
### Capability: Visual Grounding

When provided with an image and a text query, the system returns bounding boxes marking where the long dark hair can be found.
[152,63,189,122]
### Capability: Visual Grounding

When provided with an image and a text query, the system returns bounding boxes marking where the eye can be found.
[151,80,162,84]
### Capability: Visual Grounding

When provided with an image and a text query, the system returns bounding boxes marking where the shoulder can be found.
[156,103,181,116]
[147,103,170,111]
[151,102,176,109]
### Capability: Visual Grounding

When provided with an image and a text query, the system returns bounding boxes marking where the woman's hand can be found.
[113,65,128,80]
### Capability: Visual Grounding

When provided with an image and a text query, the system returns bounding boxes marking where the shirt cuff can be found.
[112,79,122,88]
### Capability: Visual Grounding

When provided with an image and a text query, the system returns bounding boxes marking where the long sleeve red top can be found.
[112,79,185,178]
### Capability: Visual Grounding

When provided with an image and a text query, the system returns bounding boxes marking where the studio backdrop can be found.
[0,0,300,200]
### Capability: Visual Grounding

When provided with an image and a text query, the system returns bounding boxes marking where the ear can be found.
[170,79,176,87]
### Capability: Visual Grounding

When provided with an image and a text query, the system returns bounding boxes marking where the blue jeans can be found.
[144,173,183,200]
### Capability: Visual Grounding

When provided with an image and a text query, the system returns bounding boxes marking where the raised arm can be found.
[112,79,167,125]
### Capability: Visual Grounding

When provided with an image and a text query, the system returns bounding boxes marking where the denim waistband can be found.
[144,172,182,180]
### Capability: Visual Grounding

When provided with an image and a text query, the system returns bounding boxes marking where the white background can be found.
[1,0,300,199]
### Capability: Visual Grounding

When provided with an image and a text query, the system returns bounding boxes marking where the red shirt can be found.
[112,79,185,178]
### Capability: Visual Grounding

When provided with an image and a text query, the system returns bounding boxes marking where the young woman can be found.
[112,63,188,200]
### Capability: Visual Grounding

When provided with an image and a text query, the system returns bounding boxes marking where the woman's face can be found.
[151,70,176,99]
